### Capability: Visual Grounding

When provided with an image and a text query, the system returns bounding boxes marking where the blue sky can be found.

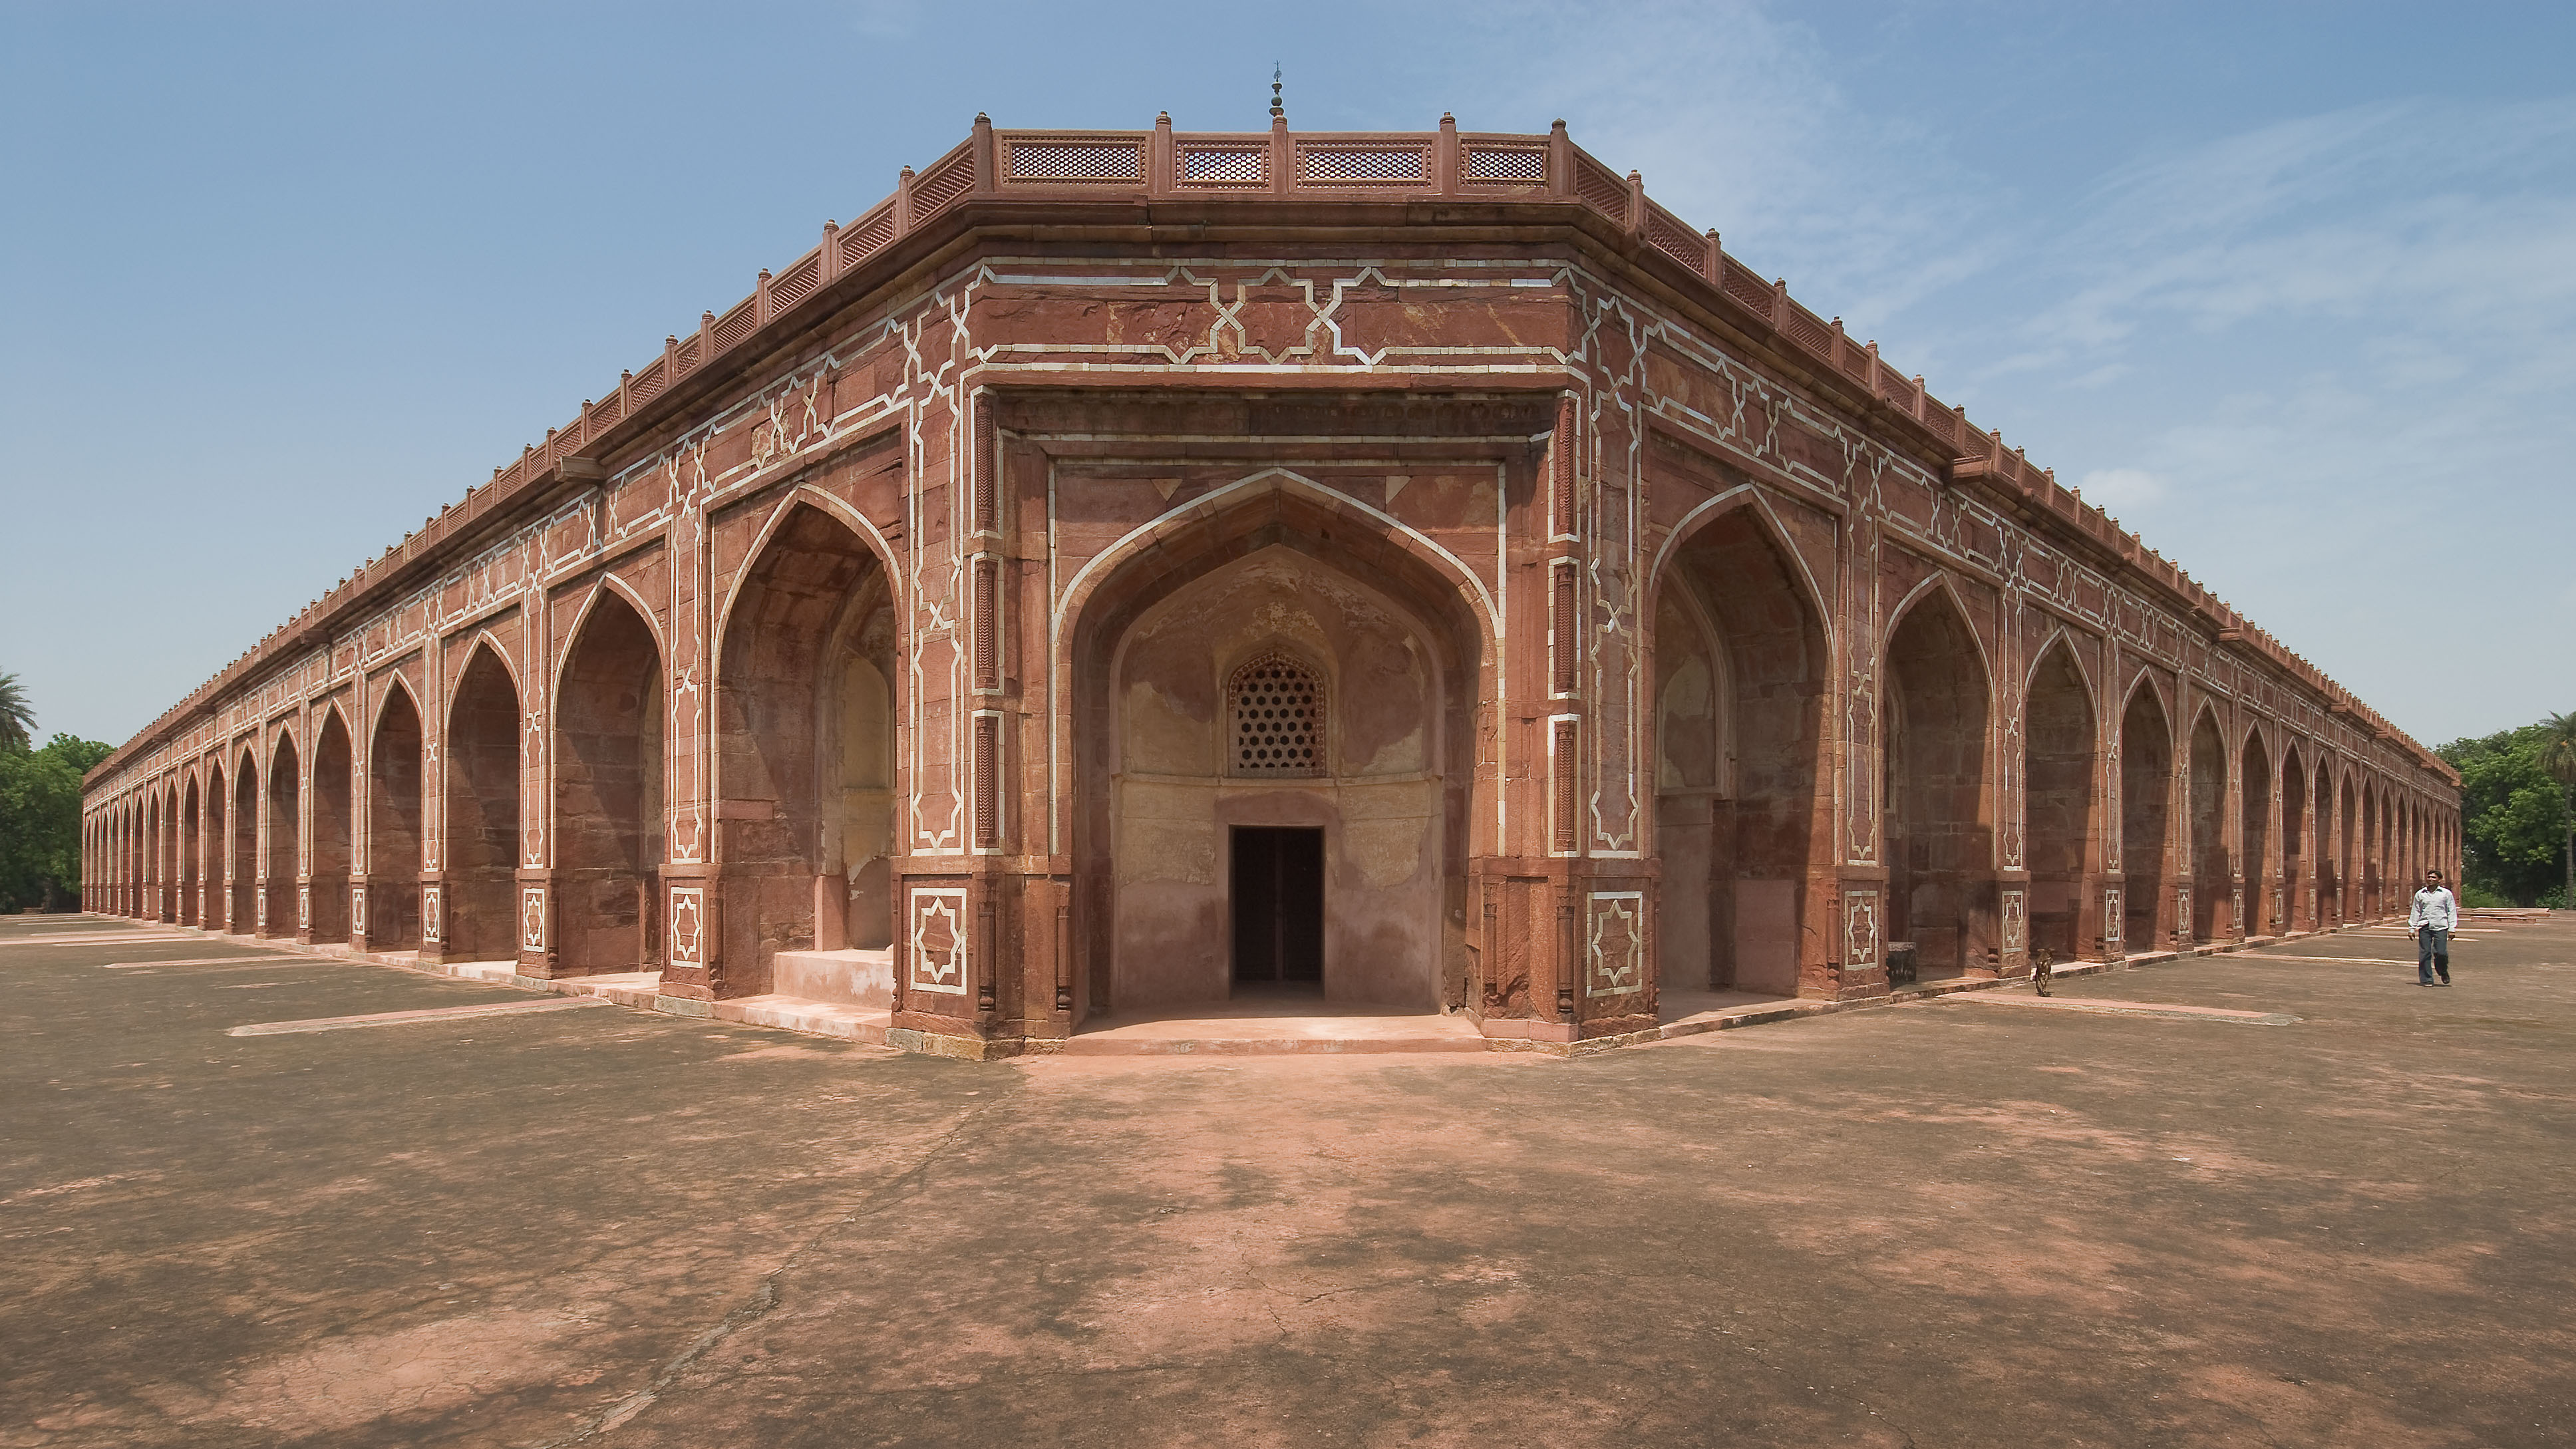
[4,1,2569,750]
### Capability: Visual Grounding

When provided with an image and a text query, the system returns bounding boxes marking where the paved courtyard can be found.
[4,915,2571,1448]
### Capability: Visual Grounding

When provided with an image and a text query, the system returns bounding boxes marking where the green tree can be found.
[0,733,113,911]
[2543,711,2576,910]
[2440,720,2575,907]
[0,673,33,752]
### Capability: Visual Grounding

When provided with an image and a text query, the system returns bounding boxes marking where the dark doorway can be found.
[1231,827,1323,987]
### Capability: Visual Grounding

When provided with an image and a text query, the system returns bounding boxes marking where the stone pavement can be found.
[4,913,2572,1447]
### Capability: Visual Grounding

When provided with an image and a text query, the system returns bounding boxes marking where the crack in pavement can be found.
[534,1084,1015,1444]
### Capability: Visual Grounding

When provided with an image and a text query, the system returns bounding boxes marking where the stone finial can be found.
[1271,63,1284,122]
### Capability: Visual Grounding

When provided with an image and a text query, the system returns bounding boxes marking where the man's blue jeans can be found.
[2418,927,2450,984]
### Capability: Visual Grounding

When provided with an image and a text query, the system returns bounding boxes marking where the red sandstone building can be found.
[80,114,2460,1054]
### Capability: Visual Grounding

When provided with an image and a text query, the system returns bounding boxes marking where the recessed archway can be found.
[2024,639,2096,961]
[1068,483,1486,1021]
[311,709,354,942]
[2119,681,2173,952]
[444,645,522,961]
[2280,746,2309,931]
[232,749,259,934]
[266,733,299,938]
[2241,730,2273,937]
[1652,502,1829,999]
[1882,583,1994,978]
[713,500,897,997]
[2187,709,2229,942]
[554,587,665,976]
[203,764,226,929]
[367,683,425,951]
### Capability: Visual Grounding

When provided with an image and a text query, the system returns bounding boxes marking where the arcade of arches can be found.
[80,120,2459,1055]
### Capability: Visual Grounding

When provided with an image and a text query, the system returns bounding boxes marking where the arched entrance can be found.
[1651,503,1828,998]
[232,750,258,933]
[1069,491,1484,1021]
[2241,730,2273,936]
[1883,586,1994,979]
[554,588,664,976]
[2024,641,2096,961]
[311,710,353,941]
[267,733,299,938]
[2188,709,2228,942]
[713,500,897,997]
[2360,788,2380,917]
[2119,682,2172,952]
[2281,748,2309,931]
[204,764,226,929]
[444,645,522,961]
[368,684,424,951]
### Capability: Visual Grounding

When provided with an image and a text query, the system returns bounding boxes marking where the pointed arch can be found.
[2024,634,2098,959]
[553,581,665,977]
[2022,625,2100,708]
[1646,486,1838,656]
[2240,724,2275,936]
[1881,576,1996,977]
[1066,476,1491,1019]
[453,629,523,701]
[366,673,426,951]
[552,571,667,710]
[2186,704,2229,943]
[1650,492,1834,997]
[203,758,228,930]
[232,743,260,933]
[2279,740,2311,931]
[265,727,301,938]
[444,638,524,961]
[1058,466,1500,648]
[711,482,905,671]
[369,667,424,742]
[309,705,355,942]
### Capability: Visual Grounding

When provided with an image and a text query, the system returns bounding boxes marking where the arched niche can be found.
[232,748,258,933]
[554,588,665,975]
[1651,503,1828,997]
[1076,518,1482,1018]
[444,645,522,961]
[1883,585,1995,977]
[368,683,424,951]
[311,709,354,942]
[712,500,898,997]
[2024,641,2096,961]
[2280,747,2309,931]
[2187,709,2229,941]
[2119,681,2173,951]
[2241,730,2273,935]
[266,732,299,938]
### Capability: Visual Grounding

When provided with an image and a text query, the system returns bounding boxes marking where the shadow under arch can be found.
[367,674,425,951]
[1881,577,1996,978]
[2118,673,2175,951]
[311,704,356,942]
[231,745,259,933]
[1065,478,1489,1021]
[552,582,665,976]
[2280,742,2310,931]
[266,728,300,938]
[709,495,899,998]
[2186,705,2230,942]
[2241,725,2275,935]
[1648,492,1834,999]
[443,640,522,961]
[2023,635,2097,961]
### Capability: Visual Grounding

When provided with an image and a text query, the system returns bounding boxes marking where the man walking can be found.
[2410,868,2459,987]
